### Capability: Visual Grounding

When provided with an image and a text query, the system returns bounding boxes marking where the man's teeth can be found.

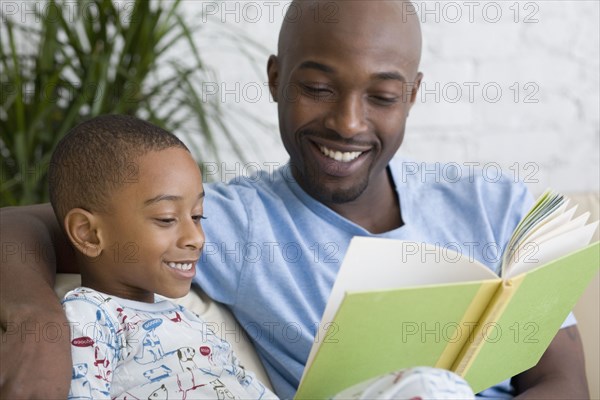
[166,262,194,271]
[319,145,362,162]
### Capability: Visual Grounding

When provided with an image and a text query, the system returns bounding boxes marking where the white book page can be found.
[304,237,498,373]
[521,204,577,244]
[502,212,590,276]
[507,221,599,278]
[502,197,567,271]
[531,212,590,245]
[505,212,591,275]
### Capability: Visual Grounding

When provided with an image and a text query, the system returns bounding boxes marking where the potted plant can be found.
[1,0,265,205]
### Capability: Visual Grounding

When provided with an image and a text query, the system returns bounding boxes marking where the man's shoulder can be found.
[202,164,304,230]
[390,157,532,220]
[391,158,526,193]
[204,164,294,202]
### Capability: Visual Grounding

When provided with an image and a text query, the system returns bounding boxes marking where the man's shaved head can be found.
[278,1,422,75]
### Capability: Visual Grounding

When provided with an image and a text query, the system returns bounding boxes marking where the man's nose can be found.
[323,94,368,138]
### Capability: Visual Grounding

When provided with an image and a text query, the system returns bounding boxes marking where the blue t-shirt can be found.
[194,157,564,399]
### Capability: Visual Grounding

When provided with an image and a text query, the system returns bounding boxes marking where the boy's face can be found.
[91,147,205,302]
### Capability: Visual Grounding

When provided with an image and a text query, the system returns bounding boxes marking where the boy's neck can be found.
[78,258,155,303]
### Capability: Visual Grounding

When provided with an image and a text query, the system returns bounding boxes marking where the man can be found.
[0,1,589,399]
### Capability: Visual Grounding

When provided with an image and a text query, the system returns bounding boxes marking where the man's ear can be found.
[64,208,103,258]
[407,72,423,112]
[267,55,279,102]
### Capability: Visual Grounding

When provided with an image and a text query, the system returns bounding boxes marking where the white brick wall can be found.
[186,0,599,195]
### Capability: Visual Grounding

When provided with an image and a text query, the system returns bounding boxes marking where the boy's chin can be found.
[160,285,192,300]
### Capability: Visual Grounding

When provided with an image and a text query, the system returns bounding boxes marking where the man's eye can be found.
[305,86,328,92]
[301,84,331,96]
[371,96,398,105]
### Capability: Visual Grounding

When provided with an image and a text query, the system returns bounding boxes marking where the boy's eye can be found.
[192,215,207,224]
[155,218,176,225]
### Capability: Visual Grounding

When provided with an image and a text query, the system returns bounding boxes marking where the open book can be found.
[295,191,599,399]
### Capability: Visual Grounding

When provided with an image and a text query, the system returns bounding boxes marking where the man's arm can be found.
[513,325,589,399]
[0,203,78,399]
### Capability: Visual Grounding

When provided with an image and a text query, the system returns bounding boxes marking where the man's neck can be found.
[328,168,403,234]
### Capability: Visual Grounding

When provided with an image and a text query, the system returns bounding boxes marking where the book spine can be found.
[434,280,499,370]
[452,278,521,376]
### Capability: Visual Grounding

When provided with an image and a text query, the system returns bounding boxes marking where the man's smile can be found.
[318,145,363,162]
[306,137,373,178]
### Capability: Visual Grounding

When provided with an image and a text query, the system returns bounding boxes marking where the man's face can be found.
[93,148,205,302]
[268,2,422,205]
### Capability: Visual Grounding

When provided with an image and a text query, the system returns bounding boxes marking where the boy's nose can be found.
[179,219,205,251]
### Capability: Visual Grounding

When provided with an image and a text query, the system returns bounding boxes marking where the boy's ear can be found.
[267,55,279,102]
[64,208,103,258]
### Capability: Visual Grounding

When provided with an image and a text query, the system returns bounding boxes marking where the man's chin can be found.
[307,180,368,205]
[293,163,370,205]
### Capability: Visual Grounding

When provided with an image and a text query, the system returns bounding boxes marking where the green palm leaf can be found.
[1,0,267,206]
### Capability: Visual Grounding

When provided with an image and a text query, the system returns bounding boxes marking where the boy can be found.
[49,115,277,399]
[49,114,473,400]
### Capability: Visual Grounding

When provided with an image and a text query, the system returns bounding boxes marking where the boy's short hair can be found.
[49,114,190,223]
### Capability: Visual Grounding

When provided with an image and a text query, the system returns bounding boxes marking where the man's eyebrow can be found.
[144,191,205,206]
[298,61,335,74]
[298,61,406,82]
[372,71,406,82]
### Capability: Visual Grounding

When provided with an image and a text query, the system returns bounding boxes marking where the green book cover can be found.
[458,242,600,392]
[295,192,599,399]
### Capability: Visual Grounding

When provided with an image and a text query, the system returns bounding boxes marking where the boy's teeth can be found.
[167,262,193,271]
[319,145,362,162]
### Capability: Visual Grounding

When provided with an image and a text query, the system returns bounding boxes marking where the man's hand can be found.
[512,325,589,399]
[1,204,77,398]
[1,307,72,399]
